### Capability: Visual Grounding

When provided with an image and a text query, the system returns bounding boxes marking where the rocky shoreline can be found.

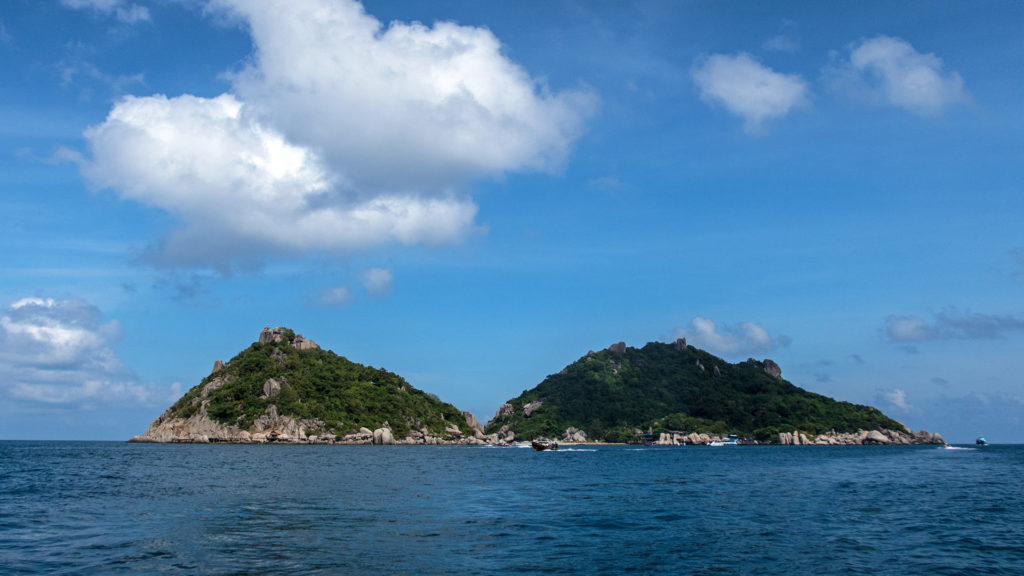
[131,410,944,446]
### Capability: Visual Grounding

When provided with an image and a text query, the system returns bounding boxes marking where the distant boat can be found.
[976,437,988,446]
[709,435,740,446]
[532,441,558,451]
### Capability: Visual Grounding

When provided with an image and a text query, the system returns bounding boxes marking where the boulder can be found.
[864,430,888,444]
[672,338,687,351]
[262,378,282,399]
[763,359,782,379]
[372,428,395,445]
[563,427,587,443]
[608,341,627,357]
[462,411,485,438]
[523,400,543,418]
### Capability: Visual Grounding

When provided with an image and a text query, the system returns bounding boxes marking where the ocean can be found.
[1,442,1021,575]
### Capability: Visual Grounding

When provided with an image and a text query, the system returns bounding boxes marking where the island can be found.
[484,339,943,446]
[132,328,943,446]
[131,327,489,444]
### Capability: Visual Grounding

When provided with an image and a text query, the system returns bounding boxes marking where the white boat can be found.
[708,436,740,446]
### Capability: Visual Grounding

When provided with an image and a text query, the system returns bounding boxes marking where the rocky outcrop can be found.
[655,431,713,445]
[495,403,514,420]
[778,428,944,446]
[462,411,485,439]
[562,427,588,443]
[259,326,319,350]
[608,341,626,357]
[672,338,687,351]
[372,427,395,445]
[261,377,283,399]
[522,400,543,418]
[763,359,782,379]
[293,334,318,351]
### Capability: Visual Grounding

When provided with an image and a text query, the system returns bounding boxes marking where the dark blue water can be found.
[1,443,1021,575]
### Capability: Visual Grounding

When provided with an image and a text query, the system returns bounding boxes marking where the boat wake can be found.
[942,446,975,451]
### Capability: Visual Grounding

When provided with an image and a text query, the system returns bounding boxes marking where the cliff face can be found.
[485,339,943,444]
[131,327,486,445]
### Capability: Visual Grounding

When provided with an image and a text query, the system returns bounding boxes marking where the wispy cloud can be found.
[825,35,968,115]
[885,309,1024,343]
[692,53,809,133]
[78,0,594,271]
[360,267,394,298]
[319,285,353,308]
[671,316,790,357]
[877,388,910,411]
[61,0,151,24]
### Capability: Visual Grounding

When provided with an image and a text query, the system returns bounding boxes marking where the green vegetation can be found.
[167,329,471,439]
[484,341,905,443]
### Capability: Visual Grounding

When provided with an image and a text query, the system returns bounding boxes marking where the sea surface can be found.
[1,442,1021,575]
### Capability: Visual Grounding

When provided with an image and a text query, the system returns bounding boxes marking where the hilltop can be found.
[131,327,486,444]
[484,339,943,445]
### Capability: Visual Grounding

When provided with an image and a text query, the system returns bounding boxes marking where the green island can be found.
[131,327,479,444]
[132,329,942,445]
[485,339,942,446]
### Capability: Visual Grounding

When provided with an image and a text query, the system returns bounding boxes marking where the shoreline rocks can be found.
[778,428,944,446]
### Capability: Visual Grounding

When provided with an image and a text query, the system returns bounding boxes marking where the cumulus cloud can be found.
[692,53,809,133]
[0,297,167,406]
[360,267,394,297]
[61,0,151,24]
[80,0,594,270]
[885,309,1024,343]
[672,316,790,357]
[826,36,967,115]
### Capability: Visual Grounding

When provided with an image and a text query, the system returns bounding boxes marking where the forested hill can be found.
[137,327,477,443]
[484,339,906,443]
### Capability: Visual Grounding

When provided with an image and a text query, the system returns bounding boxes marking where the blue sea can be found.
[1,442,1021,575]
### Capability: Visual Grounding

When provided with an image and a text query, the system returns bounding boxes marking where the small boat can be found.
[532,441,558,451]
[976,436,988,446]
[708,435,740,446]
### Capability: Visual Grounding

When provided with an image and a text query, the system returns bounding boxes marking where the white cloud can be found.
[0,297,170,406]
[360,267,394,297]
[61,0,151,23]
[692,53,809,133]
[827,36,967,115]
[80,0,594,269]
[672,316,790,357]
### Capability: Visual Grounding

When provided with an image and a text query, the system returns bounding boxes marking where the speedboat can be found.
[975,436,988,446]
[532,440,558,451]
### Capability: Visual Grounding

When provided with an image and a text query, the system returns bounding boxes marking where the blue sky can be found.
[2,0,1022,442]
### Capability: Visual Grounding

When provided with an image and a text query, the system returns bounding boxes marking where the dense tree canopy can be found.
[484,342,905,442]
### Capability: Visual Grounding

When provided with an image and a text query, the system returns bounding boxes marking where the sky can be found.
[1,0,1022,443]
